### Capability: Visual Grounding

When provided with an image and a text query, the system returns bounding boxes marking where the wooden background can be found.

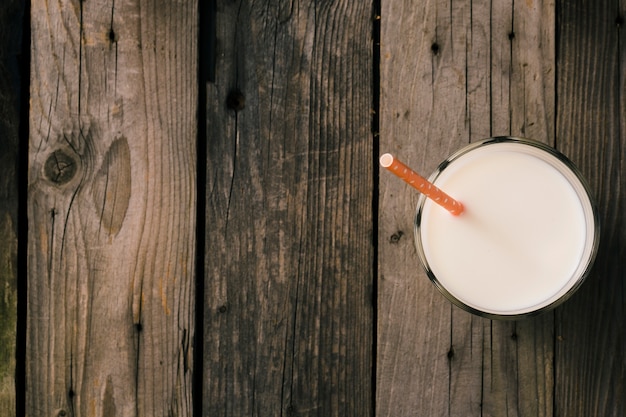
[0,0,623,416]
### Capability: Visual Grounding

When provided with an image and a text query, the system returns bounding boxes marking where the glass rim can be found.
[414,136,601,320]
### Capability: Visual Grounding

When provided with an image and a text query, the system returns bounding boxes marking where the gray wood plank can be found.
[555,0,625,415]
[27,0,197,415]
[378,1,555,416]
[0,0,23,414]
[481,2,556,417]
[378,1,464,414]
[203,1,374,416]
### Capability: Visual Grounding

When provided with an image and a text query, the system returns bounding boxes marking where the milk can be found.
[416,139,598,317]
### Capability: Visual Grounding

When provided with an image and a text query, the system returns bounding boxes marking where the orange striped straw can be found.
[380,153,464,216]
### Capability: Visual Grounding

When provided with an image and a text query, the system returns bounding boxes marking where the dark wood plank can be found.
[203,1,374,416]
[378,1,555,416]
[0,0,23,414]
[28,0,197,415]
[555,0,625,415]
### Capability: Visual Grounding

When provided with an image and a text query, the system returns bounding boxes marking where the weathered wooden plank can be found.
[555,0,625,415]
[482,2,556,417]
[28,0,197,415]
[0,0,24,415]
[377,2,457,414]
[378,0,555,416]
[203,1,373,416]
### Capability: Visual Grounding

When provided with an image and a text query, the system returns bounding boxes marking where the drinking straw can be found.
[380,153,465,216]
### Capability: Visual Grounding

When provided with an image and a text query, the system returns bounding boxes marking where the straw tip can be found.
[380,153,394,168]
[451,203,465,216]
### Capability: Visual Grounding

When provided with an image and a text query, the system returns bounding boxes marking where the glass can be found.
[414,137,600,319]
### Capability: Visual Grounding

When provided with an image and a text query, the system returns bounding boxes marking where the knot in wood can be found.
[108,28,118,43]
[44,149,77,185]
[226,89,245,111]
[447,347,455,360]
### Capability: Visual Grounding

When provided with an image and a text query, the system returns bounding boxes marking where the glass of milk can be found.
[414,137,600,319]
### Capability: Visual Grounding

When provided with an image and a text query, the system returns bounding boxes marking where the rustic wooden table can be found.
[0,0,623,416]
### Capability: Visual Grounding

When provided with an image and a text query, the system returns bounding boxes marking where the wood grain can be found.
[28,0,197,415]
[482,2,556,417]
[555,0,625,415]
[8,0,623,415]
[378,1,555,416]
[203,1,373,416]
[0,0,23,414]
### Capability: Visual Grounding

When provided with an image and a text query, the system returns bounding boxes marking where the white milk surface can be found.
[419,143,589,315]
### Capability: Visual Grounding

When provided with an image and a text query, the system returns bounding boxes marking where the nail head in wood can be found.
[389,231,404,244]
